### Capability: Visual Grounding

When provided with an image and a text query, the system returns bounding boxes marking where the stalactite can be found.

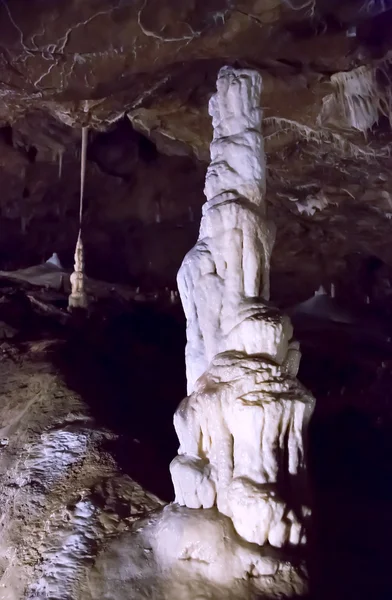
[68,127,88,312]
[58,149,64,180]
[155,200,161,223]
[319,53,392,133]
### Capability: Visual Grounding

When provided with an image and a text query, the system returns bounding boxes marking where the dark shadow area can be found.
[308,408,392,600]
[0,275,187,501]
[49,295,392,599]
[296,314,392,600]
[50,301,186,501]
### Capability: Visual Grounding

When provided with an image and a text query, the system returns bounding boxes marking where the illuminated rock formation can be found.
[177,67,280,394]
[68,232,88,310]
[167,66,315,596]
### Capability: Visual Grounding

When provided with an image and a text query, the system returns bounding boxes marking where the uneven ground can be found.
[0,268,391,598]
[0,272,176,599]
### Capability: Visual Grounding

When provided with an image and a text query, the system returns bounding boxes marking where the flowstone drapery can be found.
[164,67,315,596]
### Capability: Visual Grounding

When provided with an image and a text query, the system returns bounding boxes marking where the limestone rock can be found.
[171,351,314,547]
[167,66,315,598]
[68,233,88,310]
[178,67,279,393]
[89,504,307,600]
[0,340,163,600]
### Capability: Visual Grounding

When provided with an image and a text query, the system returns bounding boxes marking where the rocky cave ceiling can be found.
[1,0,392,306]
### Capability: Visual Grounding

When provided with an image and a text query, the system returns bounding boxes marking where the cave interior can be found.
[0,1,392,599]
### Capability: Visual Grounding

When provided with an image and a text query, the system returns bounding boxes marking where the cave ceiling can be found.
[1,0,392,306]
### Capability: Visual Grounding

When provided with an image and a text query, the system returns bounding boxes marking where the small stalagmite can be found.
[68,231,88,310]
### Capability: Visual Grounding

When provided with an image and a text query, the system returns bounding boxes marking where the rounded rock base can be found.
[88,504,308,600]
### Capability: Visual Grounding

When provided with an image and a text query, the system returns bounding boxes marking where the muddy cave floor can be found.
[0,274,392,599]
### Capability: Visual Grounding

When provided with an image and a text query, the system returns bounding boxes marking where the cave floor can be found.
[0,272,391,598]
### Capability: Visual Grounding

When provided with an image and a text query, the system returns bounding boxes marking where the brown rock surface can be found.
[0,0,392,305]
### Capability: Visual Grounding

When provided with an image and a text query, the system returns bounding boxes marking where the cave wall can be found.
[1,0,392,307]
[0,117,205,290]
[2,113,392,311]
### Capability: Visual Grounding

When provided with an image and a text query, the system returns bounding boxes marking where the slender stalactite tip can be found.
[58,149,63,180]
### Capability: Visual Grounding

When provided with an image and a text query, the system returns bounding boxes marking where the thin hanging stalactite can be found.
[68,127,89,311]
[79,127,88,228]
[58,149,64,180]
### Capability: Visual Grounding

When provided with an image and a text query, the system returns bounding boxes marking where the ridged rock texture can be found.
[168,67,315,598]
[68,232,88,310]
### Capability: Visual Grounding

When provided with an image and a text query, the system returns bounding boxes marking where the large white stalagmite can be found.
[164,66,315,596]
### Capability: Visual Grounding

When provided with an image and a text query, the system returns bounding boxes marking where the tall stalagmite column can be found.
[166,67,315,596]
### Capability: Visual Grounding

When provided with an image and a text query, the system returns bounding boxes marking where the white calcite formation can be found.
[166,66,315,596]
[178,66,278,394]
[171,353,313,547]
[68,231,88,310]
